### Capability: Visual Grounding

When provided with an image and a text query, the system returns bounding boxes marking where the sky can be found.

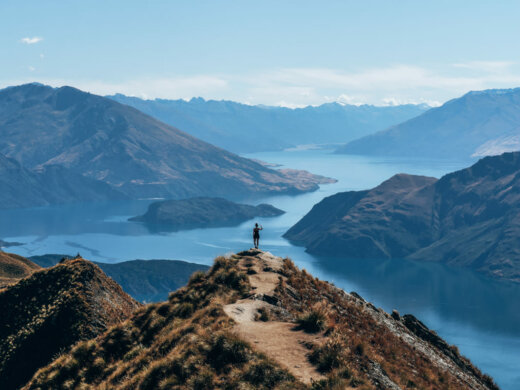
[2,0,520,107]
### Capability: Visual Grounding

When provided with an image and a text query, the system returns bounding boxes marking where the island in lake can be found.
[130,197,285,230]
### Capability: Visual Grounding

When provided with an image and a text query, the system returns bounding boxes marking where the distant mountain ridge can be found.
[337,87,520,160]
[0,83,331,203]
[29,254,210,303]
[285,152,520,283]
[108,93,429,153]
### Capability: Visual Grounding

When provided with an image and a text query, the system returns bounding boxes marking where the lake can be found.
[2,149,519,389]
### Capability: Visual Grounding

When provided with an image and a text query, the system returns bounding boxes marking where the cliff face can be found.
[285,152,520,283]
[0,258,140,389]
[24,251,496,390]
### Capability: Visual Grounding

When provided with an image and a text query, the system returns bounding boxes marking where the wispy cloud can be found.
[4,61,520,107]
[20,37,43,45]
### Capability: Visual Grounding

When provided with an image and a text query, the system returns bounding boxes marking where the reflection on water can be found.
[1,150,519,388]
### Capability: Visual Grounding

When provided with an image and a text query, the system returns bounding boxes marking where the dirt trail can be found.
[224,250,325,384]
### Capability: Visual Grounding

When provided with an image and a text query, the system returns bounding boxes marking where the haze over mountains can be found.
[338,88,520,160]
[109,94,429,153]
[285,152,520,283]
[0,83,331,207]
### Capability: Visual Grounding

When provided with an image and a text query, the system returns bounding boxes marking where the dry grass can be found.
[24,256,304,390]
[276,257,497,390]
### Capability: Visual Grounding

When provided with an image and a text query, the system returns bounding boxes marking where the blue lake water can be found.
[1,149,519,389]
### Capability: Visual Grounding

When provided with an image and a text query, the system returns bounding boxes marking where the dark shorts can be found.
[253,233,260,239]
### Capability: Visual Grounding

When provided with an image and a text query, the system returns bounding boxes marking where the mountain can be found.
[24,250,496,389]
[0,257,140,390]
[29,254,210,303]
[0,252,41,288]
[108,94,429,153]
[285,152,520,283]
[129,197,284,230]
[0,84,332,200]
[0,152,126,209]
[337,88,520,160]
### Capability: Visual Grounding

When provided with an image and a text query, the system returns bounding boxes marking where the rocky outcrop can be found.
[285,152,520,283]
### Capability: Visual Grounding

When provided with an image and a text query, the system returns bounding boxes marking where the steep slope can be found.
[29,254,210,303]
[0,84,331,199]
[25,251,496,389]
[108,94,429,153]
[0,152,125,209]
[129,197,284,230]
[337,88,520,160]
[285,152,520,282]
[0,252,41,288]
[0,258,140,389]
[94,260,209,303]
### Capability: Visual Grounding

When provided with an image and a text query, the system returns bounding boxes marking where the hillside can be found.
[108,94,429,153]
[0,153,126,209]
[25,250,496,389]
[0,84,332,200]
[29,254,209,302]
[285,152,520,282]
[130,197,284,230]
[0,252,41,288]
[0,258,140,389]
[337,88,520,160]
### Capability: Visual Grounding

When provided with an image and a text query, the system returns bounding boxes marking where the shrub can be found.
[309,338,343,373]
[188,271,206,285]
[296,308,326,333]
[243,361,292,387]
[207,333,249,370]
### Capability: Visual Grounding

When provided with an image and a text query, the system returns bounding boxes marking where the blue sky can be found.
[2,0,520,106]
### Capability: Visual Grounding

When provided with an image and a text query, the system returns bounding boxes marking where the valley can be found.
[2,149,519,388]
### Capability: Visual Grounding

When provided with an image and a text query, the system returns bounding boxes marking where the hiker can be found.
[253,223,263,249]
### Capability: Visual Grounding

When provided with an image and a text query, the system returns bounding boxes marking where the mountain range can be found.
[109,94,429,153]
[337,88,520,160]
[0,83,331,206]
[7,250,496,390]
[285,152,520,283]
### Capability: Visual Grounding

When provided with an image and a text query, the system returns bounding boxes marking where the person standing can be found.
[253,223,263,249]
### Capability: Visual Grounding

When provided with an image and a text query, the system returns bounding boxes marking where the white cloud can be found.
[28,66,35,72]
[20,37,43,45]
[4,61,520,107]
[453,61,515,73]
